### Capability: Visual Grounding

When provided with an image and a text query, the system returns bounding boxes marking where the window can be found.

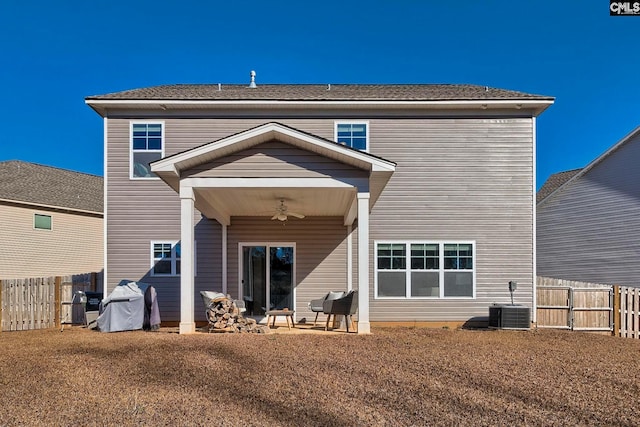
[131,122,163,178]
[34,214,52,230]
[335,122,368,151]
[151,242,181,276]
[375,241,475,298]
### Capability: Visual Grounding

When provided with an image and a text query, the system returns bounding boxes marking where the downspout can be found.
[532,116,537,324]
[103,117,108,298]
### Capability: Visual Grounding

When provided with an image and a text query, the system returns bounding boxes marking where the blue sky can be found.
[0,1,637,189]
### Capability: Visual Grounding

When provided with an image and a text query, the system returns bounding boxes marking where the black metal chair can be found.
[322,290,358,332]
[308,291,344,326]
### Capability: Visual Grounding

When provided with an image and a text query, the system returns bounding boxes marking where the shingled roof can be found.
[537,168,582,204]
[0,161,103,214]
[86,84,553,101]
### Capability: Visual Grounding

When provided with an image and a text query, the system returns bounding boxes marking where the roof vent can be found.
[249,70,257,88]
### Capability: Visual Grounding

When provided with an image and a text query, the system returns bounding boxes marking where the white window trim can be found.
[334,120,370,152]
[130,121,164,180]
[374,240,476,300]
[33,213,53,231]
[150,240,196,277]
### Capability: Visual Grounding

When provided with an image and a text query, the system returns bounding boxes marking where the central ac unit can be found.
[488,304,530,330]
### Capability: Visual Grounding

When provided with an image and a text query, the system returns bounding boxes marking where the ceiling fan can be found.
[271,199,305,221]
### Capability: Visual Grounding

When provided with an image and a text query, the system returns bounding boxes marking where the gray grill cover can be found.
[97,281,160,332]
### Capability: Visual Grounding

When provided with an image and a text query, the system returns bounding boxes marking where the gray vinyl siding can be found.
[106,120,223,321]
[537,132,640,287]
[368,118,534,321]
[188,141,366,180]
[106,116,535,323]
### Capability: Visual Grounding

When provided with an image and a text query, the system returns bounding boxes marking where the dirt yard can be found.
[0,326,638,426]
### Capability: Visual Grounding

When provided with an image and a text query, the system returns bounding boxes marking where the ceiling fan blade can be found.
[271,214,279,220]
[289,212,305,219]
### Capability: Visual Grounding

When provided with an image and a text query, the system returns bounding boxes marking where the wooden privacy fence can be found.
[536,277,613,332]
[616,286,640,339]
[537,277,640,338]
[0,272,101,332]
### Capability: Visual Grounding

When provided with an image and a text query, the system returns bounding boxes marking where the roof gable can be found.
[151,122,396,191]
[183,140,369,181]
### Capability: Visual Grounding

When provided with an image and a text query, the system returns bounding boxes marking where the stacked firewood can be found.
[206,295,270,333]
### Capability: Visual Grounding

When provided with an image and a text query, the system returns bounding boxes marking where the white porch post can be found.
[222,224,228,295]
[357,192,370,334]
[179,185,196,334]
[347,224,353,292]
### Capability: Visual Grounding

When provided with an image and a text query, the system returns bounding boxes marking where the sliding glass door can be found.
[241,243,295,317]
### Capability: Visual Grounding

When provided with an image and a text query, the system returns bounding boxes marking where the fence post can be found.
[54,276,61,329]
[613,285,620,337]
[634,288,640,339]
[568,287,574,330]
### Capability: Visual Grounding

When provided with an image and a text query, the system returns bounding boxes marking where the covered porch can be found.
[151,123,395,334]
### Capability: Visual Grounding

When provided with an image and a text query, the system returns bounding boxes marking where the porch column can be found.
[347,224,353,292]
[357,192,371,334]
[222,224,227,295]
[179,185,196,334]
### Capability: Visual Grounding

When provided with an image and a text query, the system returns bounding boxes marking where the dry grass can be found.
[1,326,639,426]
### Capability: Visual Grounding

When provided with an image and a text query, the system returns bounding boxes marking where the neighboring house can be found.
[85,79,554,334]
[0,161,103,278]
[536,168,582,204]
[537,126,640,286]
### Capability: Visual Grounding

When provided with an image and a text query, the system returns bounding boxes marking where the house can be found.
[85,78,554,334]
[0,160,103,278]
[537,126,640,286]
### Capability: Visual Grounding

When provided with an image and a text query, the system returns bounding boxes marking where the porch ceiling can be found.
[193,187,356,218]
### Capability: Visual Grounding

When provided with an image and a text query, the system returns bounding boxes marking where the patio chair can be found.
[308,291,344,326]
[322,290,358,332]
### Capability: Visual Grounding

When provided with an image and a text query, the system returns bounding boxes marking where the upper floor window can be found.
[335,122,368,151]
[375,241,475,299]
[34,213,52,230]
[131,122,163,179]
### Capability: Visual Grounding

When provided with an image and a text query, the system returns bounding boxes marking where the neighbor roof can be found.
[537,125,640,205]
[0,161,103,214]
[87,84,553,101]
[537,169,582,204]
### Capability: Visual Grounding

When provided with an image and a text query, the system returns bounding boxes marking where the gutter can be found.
[0,198,103,217]
[85,99,555,117]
